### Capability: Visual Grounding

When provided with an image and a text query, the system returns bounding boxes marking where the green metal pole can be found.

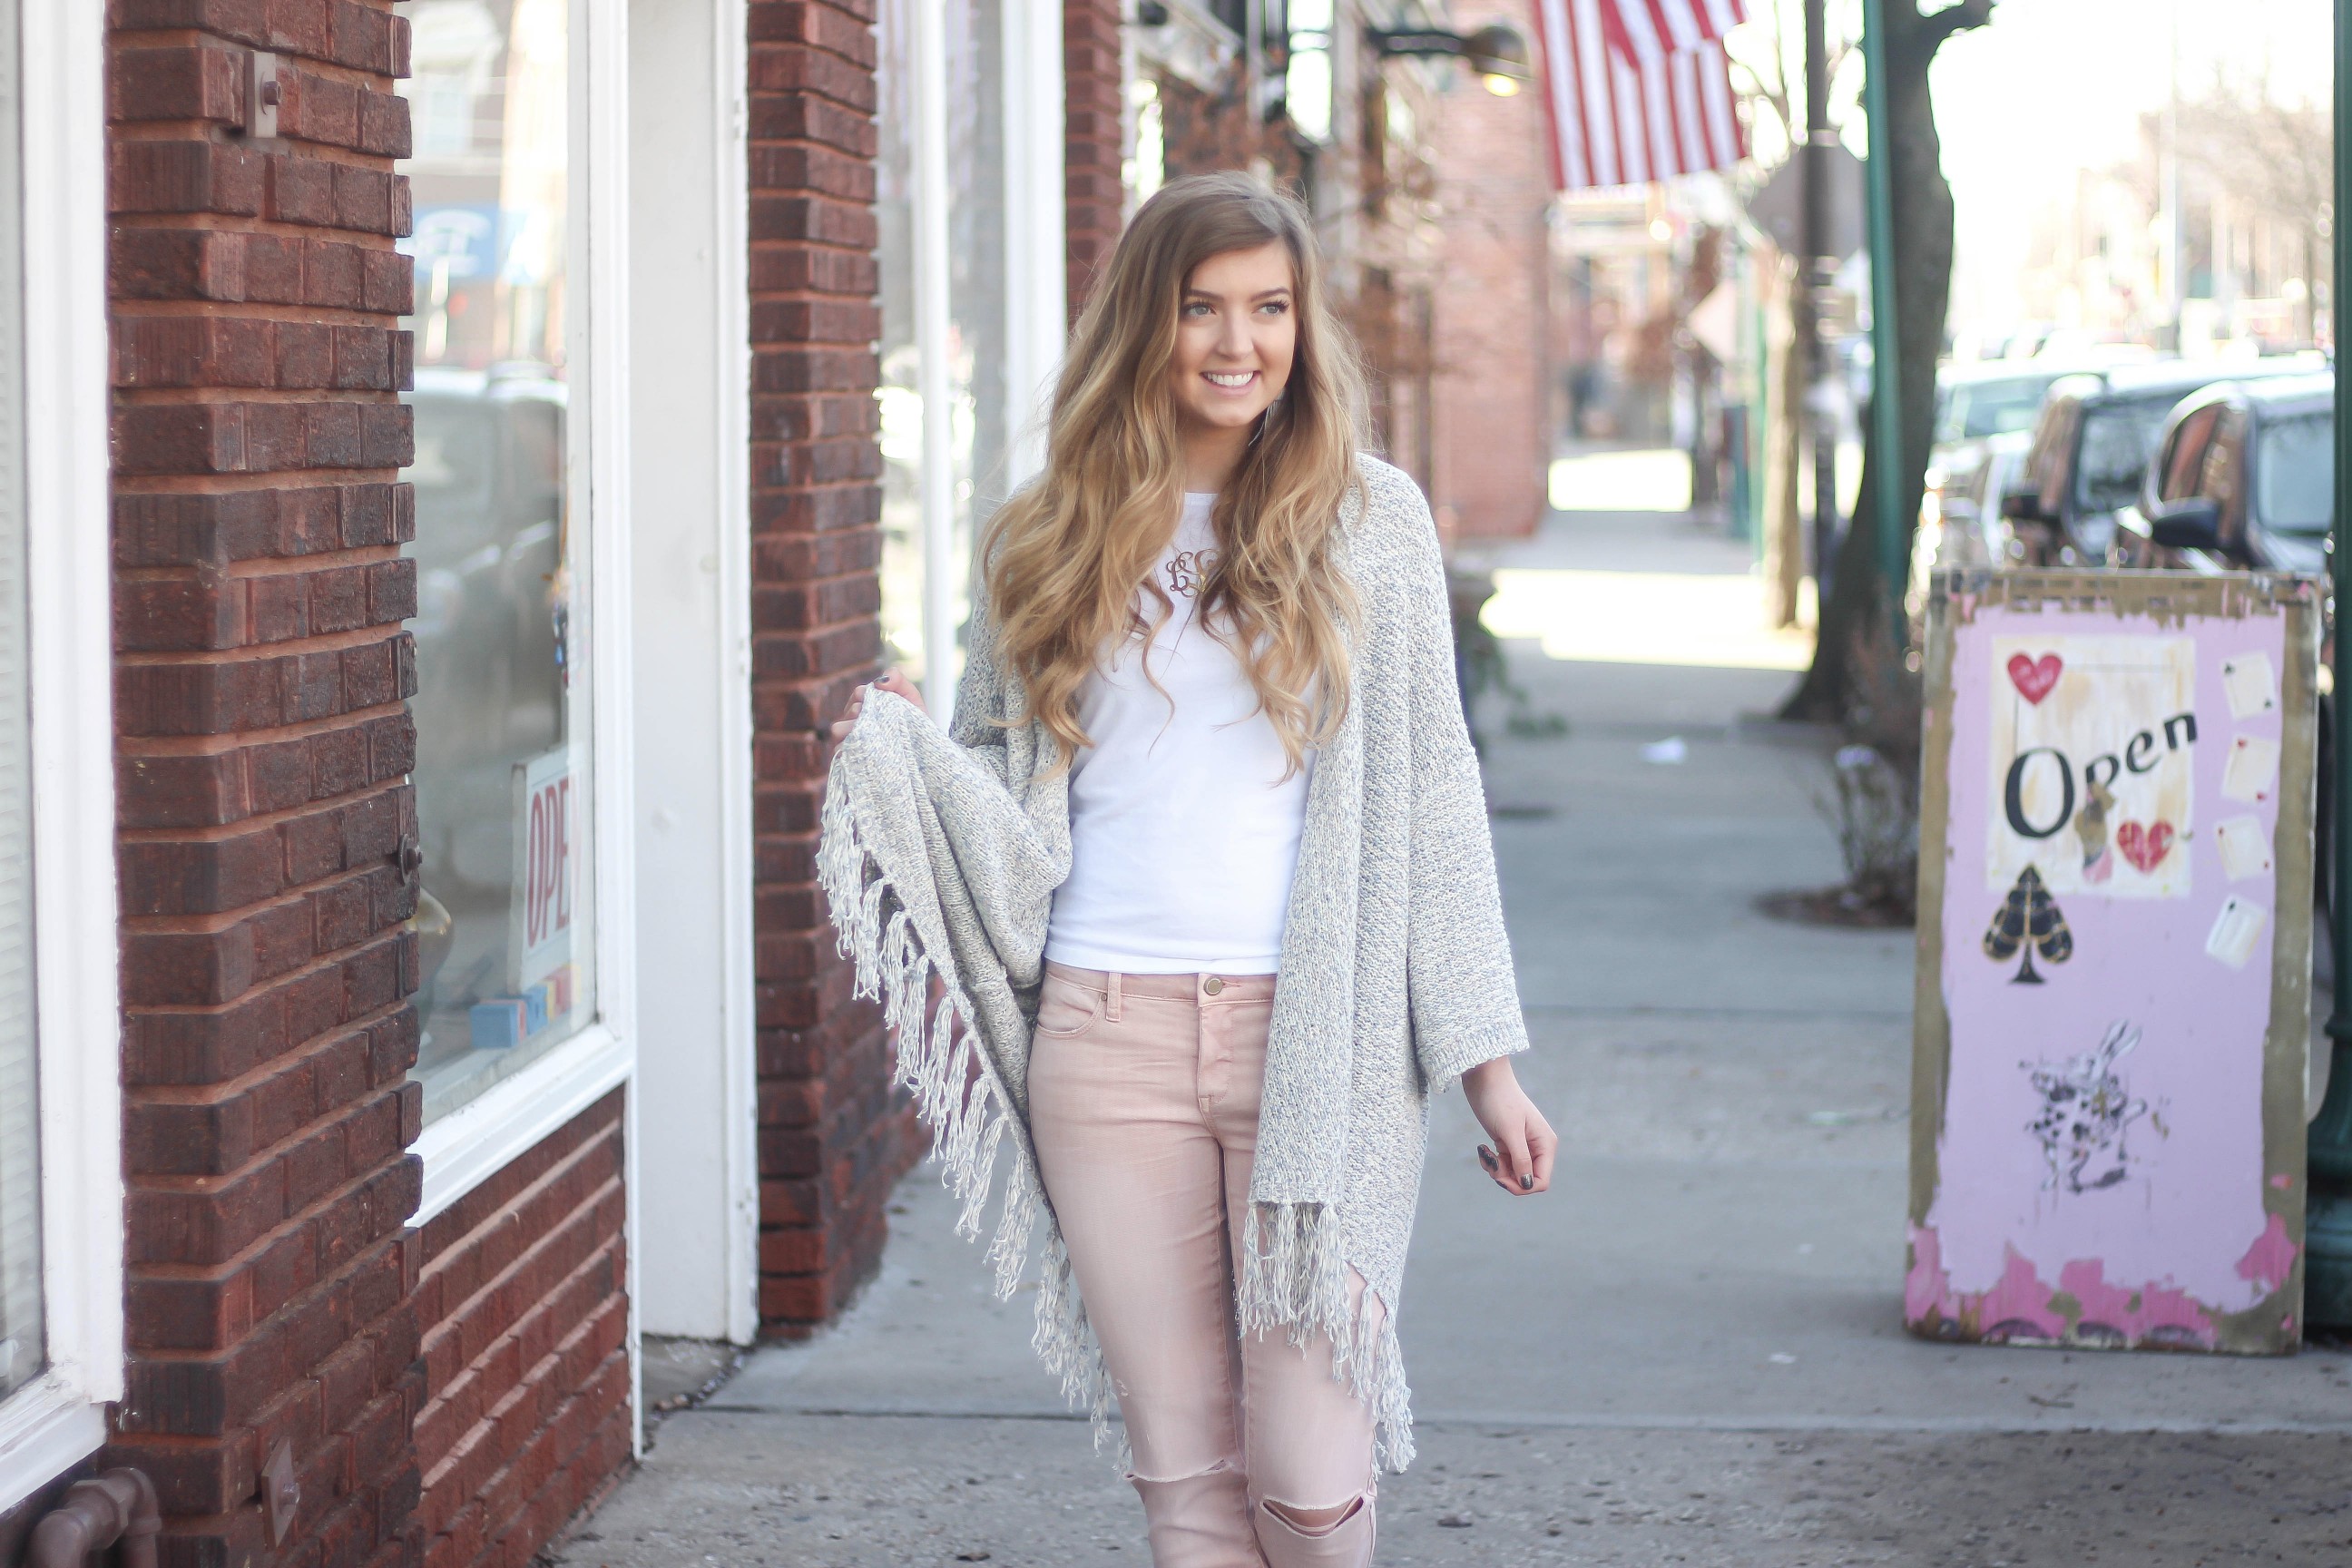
[1859,0,1906,615]
[2306,0,2352,1328]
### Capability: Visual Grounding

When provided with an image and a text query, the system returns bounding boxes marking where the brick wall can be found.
[1156,66,1305,189]
[411,1094,630,1568]
[1426,1,1550,539]
[103,4,428,1566]
[1063,0,1125,315]
[744,0,923,1338]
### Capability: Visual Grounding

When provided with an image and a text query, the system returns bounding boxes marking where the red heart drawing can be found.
[2116,819,2175,874]
[2007,652,2063,704]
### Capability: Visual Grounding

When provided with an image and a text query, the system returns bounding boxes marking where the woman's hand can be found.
[830,668,926,740]
[1461,1057,1556,1196]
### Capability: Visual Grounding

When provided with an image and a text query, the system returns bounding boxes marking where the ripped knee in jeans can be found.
[1257,1491,1371,1537]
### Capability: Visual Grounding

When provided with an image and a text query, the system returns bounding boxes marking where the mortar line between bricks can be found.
[113,469,408,496]
[678,1406,2352,1435]
[109,213,410,249]
[110,299,406,328]
[112,386,408,407]
[107,127,399,172]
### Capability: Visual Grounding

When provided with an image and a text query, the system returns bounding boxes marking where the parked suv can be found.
[2112,371,2331,577]
[2002,357,2325,567]
[1924,351,2151,523]
[2112,370,2335,916]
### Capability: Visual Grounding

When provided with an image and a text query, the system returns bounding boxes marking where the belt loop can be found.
[1105,971,1122,1023]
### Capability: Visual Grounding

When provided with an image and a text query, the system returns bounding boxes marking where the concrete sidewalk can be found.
[554,506,2352,1567]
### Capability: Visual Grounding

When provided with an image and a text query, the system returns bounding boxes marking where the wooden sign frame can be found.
[1909,570,2319,1355]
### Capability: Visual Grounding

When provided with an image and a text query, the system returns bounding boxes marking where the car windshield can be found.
[2073,397,2177,514]
[1936,375,2054,444]
[2256,412,2333,534]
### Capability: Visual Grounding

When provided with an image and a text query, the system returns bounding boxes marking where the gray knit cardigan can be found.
[817,455,1528,1471]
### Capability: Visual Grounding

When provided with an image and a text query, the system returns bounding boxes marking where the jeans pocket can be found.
[1033,975,1102,1038]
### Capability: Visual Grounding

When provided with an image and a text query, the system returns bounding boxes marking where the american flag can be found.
[1531,0,1749,192]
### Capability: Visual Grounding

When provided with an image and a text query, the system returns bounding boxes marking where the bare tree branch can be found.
[1896,0,1995,71]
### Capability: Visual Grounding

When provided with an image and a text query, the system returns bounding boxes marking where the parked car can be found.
[2112,371,2331,577]
[1925,361,2082,534]
[2001,356,2327,567]
[2112,370,2335,916]
[1909,428,2034,623]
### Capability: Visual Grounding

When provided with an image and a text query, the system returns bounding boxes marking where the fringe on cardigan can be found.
[818,769,1416,1473]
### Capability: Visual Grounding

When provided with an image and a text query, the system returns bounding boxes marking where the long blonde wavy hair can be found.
[982,172,1369,771]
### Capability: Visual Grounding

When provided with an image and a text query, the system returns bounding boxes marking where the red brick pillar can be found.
[1428,1,1551,539]
[103,3,427,1564]
[1064,0,1126,316]
[745,0,917,1336]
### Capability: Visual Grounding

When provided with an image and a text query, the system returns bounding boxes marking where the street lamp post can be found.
[1362,23,1533,95]
[2308,0,2352,1329]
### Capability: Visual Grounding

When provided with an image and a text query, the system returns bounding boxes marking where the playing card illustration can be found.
[1984,866,2073,985]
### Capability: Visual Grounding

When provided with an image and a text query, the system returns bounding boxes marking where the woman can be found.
[820,173,1556,1568]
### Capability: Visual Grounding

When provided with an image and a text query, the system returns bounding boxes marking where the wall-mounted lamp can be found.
[1365,22,1532,96]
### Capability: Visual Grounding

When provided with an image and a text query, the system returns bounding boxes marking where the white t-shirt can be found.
[1044,493,1311,974]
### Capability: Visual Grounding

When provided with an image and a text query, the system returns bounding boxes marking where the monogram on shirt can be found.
[1164,548,1216,600]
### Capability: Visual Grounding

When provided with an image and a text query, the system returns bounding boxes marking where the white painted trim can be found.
[0,1385,104,1516]
[1000,0,1068,488]
[710,0,760,1352]
[622,0,757,1355]
[410,1022,632,1225]
[0,0,123,1510]
[579,0,644,1461]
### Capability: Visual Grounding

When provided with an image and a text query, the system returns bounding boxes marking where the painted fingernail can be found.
[1520,1173,1534,1191]
[1478,1146,1498,1171]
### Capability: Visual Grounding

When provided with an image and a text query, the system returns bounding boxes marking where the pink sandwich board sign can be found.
[1909,572,2319,1355]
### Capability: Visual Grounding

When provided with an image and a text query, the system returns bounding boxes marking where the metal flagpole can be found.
[2306,0,2352,1328]
[1857,0,1906,614]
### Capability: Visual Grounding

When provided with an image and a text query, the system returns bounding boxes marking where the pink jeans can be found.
[1028,963,1381,1568]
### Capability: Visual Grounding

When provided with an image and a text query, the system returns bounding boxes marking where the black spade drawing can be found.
[1984,866,2073,985]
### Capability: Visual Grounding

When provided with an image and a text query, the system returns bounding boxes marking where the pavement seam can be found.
[1519,1004,1911,1020]
[685,1406,2352,1436]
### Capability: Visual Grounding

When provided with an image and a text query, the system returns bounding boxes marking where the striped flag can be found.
[1620,0,1748,52]
[1532,0,1749,192]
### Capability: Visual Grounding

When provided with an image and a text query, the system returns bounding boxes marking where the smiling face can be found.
[1166,240,1298,458]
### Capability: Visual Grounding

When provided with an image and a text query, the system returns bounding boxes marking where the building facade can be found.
[0,0,1076,1562]
[1,1,1562,1563]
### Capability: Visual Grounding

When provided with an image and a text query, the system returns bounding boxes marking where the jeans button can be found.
[1203,975,1224,996]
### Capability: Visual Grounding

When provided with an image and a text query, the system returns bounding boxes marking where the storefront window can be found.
[397,0,597,1121]
[0,0,41,1406]
[876,0,1015,695]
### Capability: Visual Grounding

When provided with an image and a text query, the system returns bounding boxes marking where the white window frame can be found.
[0,0,125,1514]
[409,0,638,1261]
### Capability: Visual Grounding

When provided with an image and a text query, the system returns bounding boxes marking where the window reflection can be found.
[397,0,595,1119]
[875,0,1013,695]
[0,0,41,1404]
